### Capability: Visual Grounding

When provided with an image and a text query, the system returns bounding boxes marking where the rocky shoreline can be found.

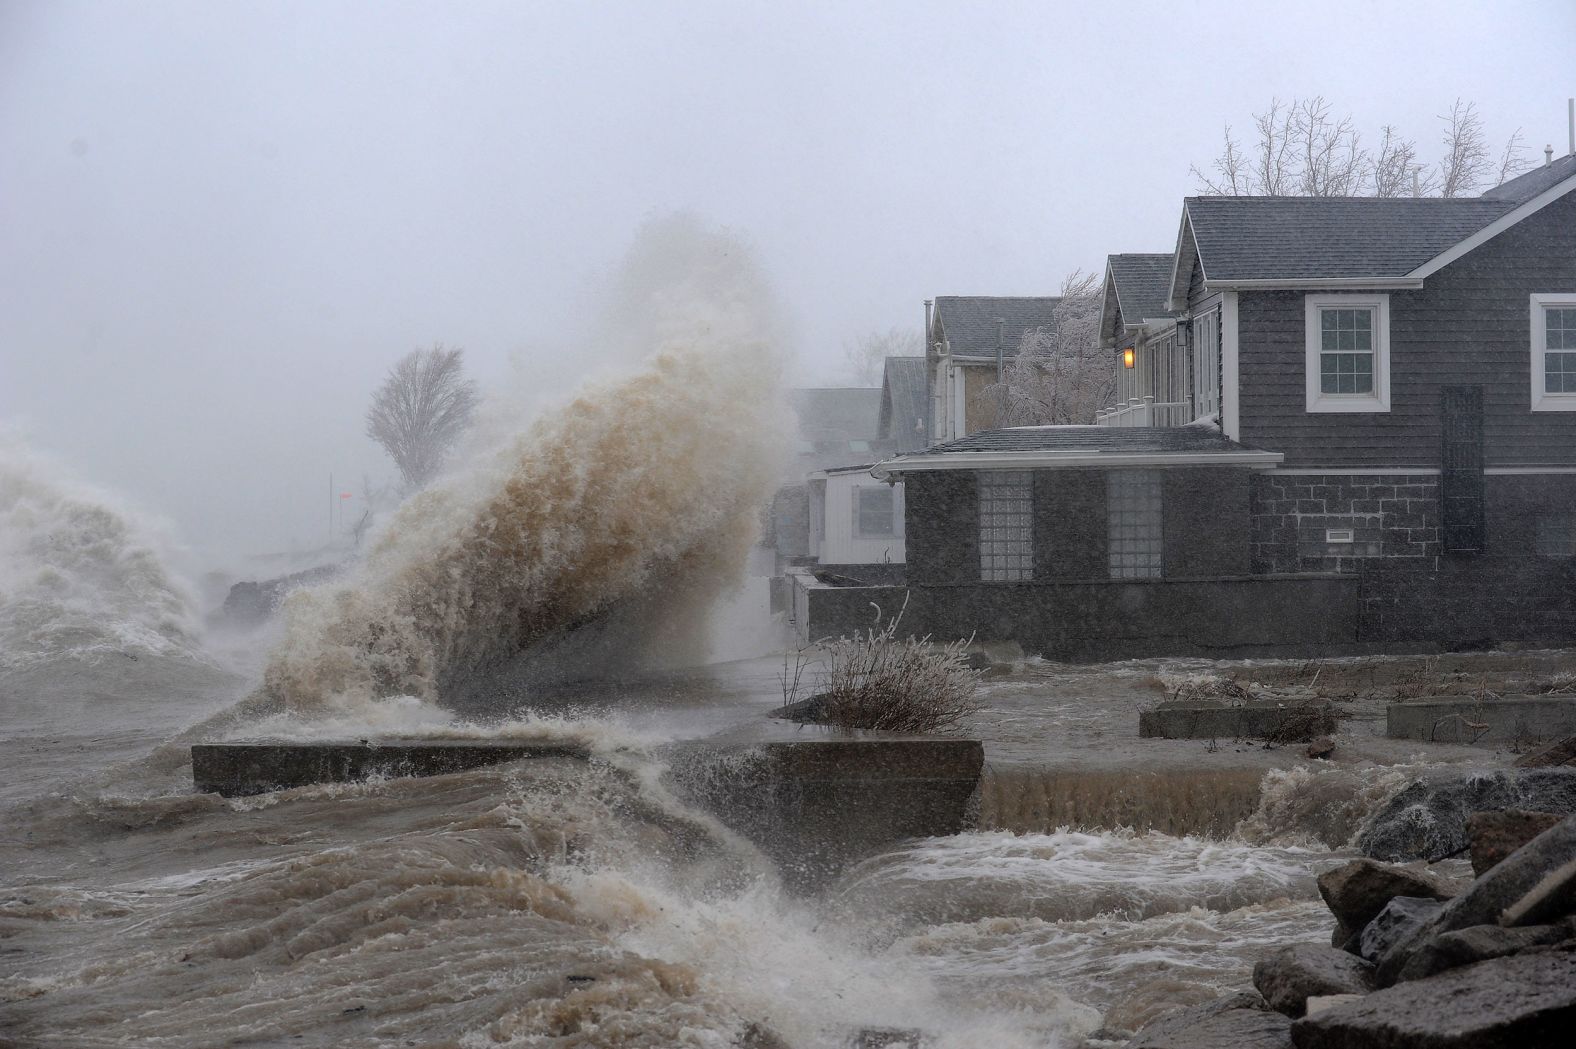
[1122,741,1576,1048]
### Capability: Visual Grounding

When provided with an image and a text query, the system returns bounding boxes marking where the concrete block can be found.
[191,740,590,797]
[1386,696,1576,747]
[192,736,985,891]
[1139,703,1336,741]
[667,737,983,889]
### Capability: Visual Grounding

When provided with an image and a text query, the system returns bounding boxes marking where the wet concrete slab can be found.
[1138,702,1336,741]
[664,734,984,888]
[191,740,591,797]
[1386,695,1576,746]
[191,733,985,887]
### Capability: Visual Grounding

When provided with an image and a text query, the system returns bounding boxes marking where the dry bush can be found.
[789,606,980,734]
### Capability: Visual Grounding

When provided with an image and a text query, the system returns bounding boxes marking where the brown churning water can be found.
[262,216,793,717]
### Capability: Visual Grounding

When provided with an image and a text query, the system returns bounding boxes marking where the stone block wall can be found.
[1251,473,1441,574]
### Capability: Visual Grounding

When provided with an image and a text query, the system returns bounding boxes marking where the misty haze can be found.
[5,3,1576,1047]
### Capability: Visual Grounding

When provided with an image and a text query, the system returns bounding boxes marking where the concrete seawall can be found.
[191,740,591,796]
[1386,695,1576,746]
[191,735,984,888]
[667,737,984,888]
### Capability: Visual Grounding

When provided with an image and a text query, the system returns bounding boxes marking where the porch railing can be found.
[1095,397,1192,428]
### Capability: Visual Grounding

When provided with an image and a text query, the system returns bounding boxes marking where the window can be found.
[979,471,1032,582]
[854,485,895,538]
[1192,308,1219,419]
[1531,294,1576,411]
[1536,515,1576,557]
[1305,294,1390,412]
[1108,470,1163,578]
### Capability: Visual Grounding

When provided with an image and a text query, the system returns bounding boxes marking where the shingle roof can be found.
[933,296,1061,358]
[1482,154,1576,203]
[1184,196,1515,280]
[927,424,1261,456]
[791,388,881,441]
[878,356,928,452]
[1107,254,1175,324]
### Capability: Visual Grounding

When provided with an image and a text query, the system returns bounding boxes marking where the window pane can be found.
[979,471,1033,581]
[1108,470,1162,579]
[1547,352,1576,393]
[1548,308,1576,351]
[1321,352,1374,394]
[855,486,895,537]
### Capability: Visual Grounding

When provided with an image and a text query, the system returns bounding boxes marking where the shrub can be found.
[786,604,980,734]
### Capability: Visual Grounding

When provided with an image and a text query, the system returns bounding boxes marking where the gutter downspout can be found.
[923,299,934,445]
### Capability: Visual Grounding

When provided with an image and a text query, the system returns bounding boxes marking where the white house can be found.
[807,465,905,567]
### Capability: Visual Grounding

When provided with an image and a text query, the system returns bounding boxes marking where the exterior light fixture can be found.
[1123,348,1135,369]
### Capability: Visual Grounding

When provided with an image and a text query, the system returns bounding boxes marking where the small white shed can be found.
[807,465,905,566]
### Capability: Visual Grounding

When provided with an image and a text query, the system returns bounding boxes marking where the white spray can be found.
[0,435,202,670]
[262,216,792,715]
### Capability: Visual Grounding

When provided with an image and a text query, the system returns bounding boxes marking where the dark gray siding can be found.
[1236,192,1576,467]
[1185,252,1209,312]
[1037,470,1106,579]
[904,470,977,585]
[1164,468,1251,576]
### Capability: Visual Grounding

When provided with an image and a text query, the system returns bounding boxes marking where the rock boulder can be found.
[1361,897,1444,969]
[1290,947,1576,1048]
[1468,809,1566,876]
[1252,946,1374,1017]
[1356,769,1576,863]
[1126,993,1289,1049]
[1318,859,1452,934]
[1394,920,1575,983]
[1514,735,1576,769]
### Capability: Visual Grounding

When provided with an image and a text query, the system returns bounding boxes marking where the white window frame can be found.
[1304,294,1390,413]
[1531,293,1576,412]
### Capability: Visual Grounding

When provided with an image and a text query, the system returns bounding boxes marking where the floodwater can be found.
[5,628,1525,1048]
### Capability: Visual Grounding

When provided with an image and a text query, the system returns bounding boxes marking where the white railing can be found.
[1095,397,1192,428]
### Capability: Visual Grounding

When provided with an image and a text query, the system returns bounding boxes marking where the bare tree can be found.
[1371,125,1432,197]
[843,326,922,385]
[1292,96,1366,196]
[1193,96,1524,198]
[989,270,1111,426]
[1438,99,1492,198]
[1498,126,1530,184]
[1252,98,1297,196]
[1191,124,1250,195]
[365,344,479,491]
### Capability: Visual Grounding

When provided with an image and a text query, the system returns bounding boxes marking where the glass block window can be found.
[1536,514,1576,557]
[1318,307,1375,394]
[978,471,1033,582]
[1544,307,1576,394]
[1108,470,1163,579]
[854,486,895,538]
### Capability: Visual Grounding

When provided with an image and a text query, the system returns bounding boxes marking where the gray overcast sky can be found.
[2,0,1573,564]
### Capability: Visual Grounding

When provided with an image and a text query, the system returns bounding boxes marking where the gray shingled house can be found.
[796,157,1576,658]
[1098,253,1187,426]
[925,296,1061,442]
[878,356,929,453]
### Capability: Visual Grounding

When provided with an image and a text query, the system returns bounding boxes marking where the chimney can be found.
[1569,97,1574,156]
[1548,145,1556,167]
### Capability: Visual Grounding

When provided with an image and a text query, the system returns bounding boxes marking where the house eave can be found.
[1204,277,1425,292]
[871,448,1284,479]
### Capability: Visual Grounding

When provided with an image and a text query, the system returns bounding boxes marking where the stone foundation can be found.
[1252,473,1441,574]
